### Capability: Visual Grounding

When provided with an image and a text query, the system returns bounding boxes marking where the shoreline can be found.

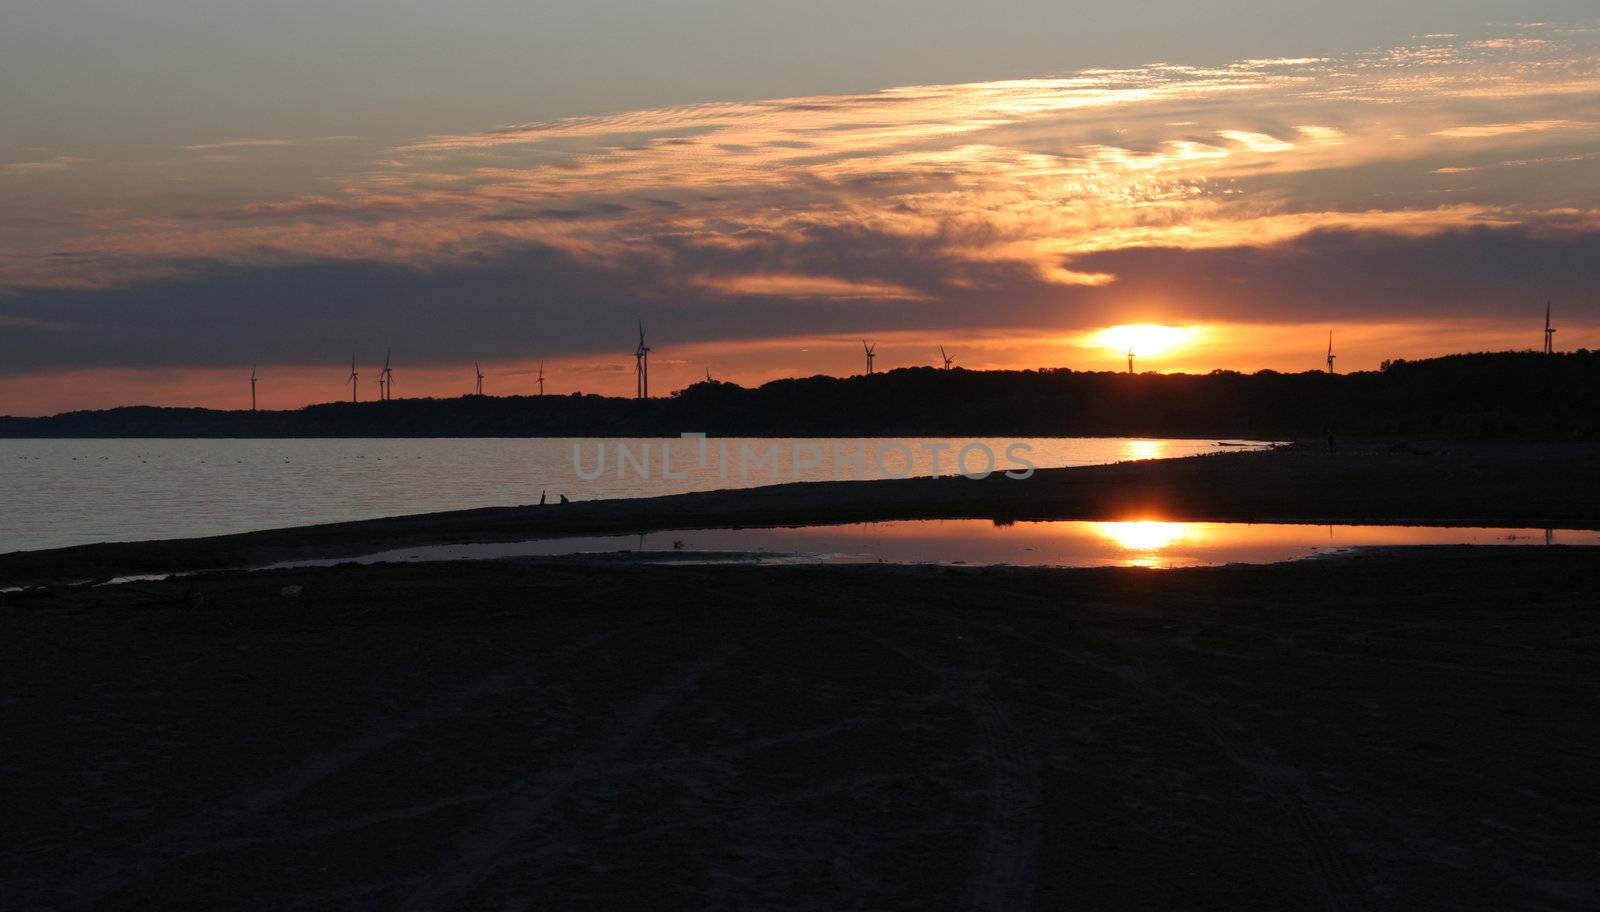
[4,439,1600,584]
[1,432,1272,441]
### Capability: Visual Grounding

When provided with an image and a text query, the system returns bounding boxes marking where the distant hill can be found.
[3,351,1597,439]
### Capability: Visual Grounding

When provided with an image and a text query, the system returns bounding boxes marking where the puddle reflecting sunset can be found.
[278,519,1600,571]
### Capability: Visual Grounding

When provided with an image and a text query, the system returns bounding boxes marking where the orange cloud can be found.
[696,274,926,300]
[9,27,1599,297]
[1432,119,1582,138]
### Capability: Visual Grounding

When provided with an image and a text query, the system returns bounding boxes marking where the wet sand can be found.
[3,549,1598,910]
[5,440,1600,584]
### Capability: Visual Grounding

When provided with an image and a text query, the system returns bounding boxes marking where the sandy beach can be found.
[4,440,1598,909]
[3,548,1597,909]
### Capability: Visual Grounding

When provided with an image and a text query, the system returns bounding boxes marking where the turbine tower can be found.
[1326,331,1337,374]
[346,355,359,403]
[1127,346,1136,374]
[474,362,485,396]
[380,348,394,400]
[940,346,954,370]
[635,322,651,399]
[249,365,257,411]
[537,361,545,396]
[863,340,877,375]
[1544,301,1557,354]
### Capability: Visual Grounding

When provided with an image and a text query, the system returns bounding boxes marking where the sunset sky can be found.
[3,3,1599,413]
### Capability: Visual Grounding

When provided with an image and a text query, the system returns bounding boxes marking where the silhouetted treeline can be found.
[3,351,1597,439]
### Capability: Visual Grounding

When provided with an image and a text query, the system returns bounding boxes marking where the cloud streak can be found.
[0,156,88,175]
[178,136,357,151]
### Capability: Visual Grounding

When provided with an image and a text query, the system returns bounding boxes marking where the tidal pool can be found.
[270,519,1599,571]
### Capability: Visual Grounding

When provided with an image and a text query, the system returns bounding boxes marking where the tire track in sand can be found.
[394,638,746,912]
[809,616,1041,912]
[965,603,1379,912]
[54,630,618,910]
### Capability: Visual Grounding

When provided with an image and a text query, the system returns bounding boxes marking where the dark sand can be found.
[5,440,1600,584]
[4,549,1598,910]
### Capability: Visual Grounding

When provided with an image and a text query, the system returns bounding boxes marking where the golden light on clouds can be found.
[696,274,926,300]
[1431,119,1581,138]
[5,24,1598,297]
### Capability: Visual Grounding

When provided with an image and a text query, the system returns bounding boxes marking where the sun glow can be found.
[1091,324,1199,359]
[1121,440,1168,461]
[1094,521,1194,551]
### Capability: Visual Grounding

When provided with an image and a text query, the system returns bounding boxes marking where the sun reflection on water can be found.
[1121,440,1167,461]
[1093,520,1198,567]
[1095,521,1191,550]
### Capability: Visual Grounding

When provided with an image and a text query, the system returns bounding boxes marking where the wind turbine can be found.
[249,365,257,411]
[939,346,954,370]
[634,322,651,399]
[1127,346,1136,374]
[474,362,485,396]
[1326,331,1337,374]
[380,348,394,400]
[347,355,359,403]
[863,340,877,375]
[537,361,545,396]
[1544,300,1557,354]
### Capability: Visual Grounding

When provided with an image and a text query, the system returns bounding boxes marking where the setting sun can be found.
[1091,324,1200,359]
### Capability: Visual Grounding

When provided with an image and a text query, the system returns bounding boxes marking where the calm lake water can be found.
[0,437,1270,553]
[279,520,1600,571]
